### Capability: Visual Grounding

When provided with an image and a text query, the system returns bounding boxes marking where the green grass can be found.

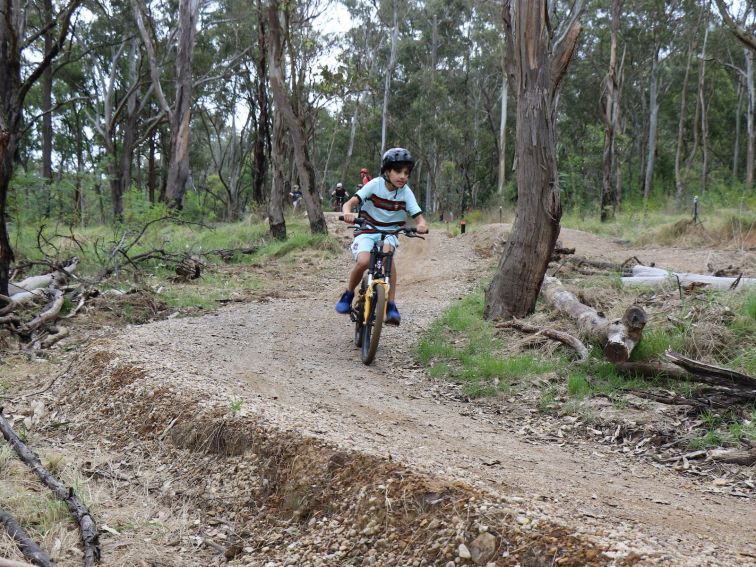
[689,407,756,449]
[417,292,554,397]
[629,328,686,361]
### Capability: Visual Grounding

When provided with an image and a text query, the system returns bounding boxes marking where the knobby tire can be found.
[361,284,385,365]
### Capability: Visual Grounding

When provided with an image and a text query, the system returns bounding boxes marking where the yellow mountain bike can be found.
[341,217,424,365]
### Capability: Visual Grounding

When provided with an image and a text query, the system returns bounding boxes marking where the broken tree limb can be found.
[709,447,756,466]
[0,509,55,567]
[9,258,80,297]
[0,409,100,567]
[666,351,756,391]
[615,356,756,403]
[496,319,589,361]
[0,558,39,567]
[17,288,64,335]
[622,265,756,289]
[39,325,70,348]
[541,276,647,363]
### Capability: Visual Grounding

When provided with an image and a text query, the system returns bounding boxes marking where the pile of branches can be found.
[0,217,258,353]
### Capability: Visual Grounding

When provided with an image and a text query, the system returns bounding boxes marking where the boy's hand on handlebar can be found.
[416,223,428,234]
[342,212,357,223]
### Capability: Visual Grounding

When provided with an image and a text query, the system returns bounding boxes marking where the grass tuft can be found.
[417,292,554,397]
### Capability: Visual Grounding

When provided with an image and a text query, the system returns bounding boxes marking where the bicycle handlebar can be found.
[338,216,427,237]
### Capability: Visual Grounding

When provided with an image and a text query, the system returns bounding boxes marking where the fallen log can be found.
[17,288,64,335]
[0,509,55,567]
[622,265,756,289]
[666,351,756,392]
[614,356,756,403]
[709,447,756,466]
[541,276,647,363]
[496,319,589,361]
[0,409,100,566]
[9,258,79,299]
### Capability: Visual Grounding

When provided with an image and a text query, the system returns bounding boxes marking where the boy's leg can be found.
[348,252,370,291]
[336,251,369,314]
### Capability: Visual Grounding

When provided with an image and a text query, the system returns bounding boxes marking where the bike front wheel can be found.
[361,284,385,365]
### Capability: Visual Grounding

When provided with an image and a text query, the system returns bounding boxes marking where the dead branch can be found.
[709,447,756,466]
[0,409,100,566]
[496,319,589,361]
[17,288,64,335]
[40,325,70,348]
[541,276,646,363]
[0,509,55,567]
[666,351,756,392]
[0,294,16,316]
[623,265,756,289]
[0,557,41,567]
[615,358,756,404]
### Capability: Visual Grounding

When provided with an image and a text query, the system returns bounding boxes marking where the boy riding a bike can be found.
[335,147,428,325]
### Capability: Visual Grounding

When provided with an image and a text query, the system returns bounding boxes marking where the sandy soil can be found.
[6,218,755,566]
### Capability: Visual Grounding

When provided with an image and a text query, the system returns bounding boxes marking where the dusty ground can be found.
[1,216,755,566]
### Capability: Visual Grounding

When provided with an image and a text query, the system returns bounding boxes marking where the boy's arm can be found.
[413,213,428,234]
[341,195,361,222]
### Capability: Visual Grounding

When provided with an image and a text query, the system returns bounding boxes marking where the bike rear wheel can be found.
[361,284,385,365]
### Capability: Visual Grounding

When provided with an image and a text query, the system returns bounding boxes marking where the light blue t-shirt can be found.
[355,176,422,232]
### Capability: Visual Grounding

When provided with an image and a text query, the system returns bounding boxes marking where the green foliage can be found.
[630,328,686,361]
[417,292,554,398]
[690,408,756,449]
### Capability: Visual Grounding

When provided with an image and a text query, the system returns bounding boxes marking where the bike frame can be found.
[360,237,394,324]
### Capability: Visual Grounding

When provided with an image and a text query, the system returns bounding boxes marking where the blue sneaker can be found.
[386,301,401,326]
[335,290,354,314]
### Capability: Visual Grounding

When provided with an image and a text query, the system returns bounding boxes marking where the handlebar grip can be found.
[338,215,344,221]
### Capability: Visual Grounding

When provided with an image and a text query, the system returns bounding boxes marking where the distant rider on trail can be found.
[331,182,348,212]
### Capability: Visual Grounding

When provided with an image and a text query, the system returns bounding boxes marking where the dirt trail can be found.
[60,218,755,565]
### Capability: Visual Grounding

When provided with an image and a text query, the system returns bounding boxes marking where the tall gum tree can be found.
[265,0,327,235]
[484,0,582,321]
[0,0,81,296]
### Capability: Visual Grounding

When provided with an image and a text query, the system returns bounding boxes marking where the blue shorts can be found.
[351,233,399,260]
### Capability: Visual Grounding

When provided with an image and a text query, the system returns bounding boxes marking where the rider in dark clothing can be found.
[331,182,348,211]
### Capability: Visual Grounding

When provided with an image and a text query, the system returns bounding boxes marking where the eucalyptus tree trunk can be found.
[269,103,287,240]
[733,81,742,178]
[497,56,508,195]
[165,0,200,209]
[642,48,660,210]
[380,0,399,156]
[674,20,698,210]
[42,0,54,215]
[266,0,326,234]
[0,0,80,296]
[253,0,271,207]
[698,16,710,194]
[600,0,622,221]
[429,13,439,212]
[484,0,582,320]
[118,38,141,213]
[746,48,755,192]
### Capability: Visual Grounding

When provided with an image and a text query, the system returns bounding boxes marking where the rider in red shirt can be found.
[360,167,371,186]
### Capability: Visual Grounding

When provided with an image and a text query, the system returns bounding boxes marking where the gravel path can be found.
[70,219,755,566]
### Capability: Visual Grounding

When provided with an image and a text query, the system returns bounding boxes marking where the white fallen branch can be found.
[622,265,755,289]
[8,257,80,300]
[17,288,65,335]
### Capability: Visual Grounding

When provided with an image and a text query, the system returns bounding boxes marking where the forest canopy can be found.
[1,0,754,231]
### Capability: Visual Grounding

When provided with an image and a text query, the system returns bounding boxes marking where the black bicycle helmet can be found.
[381,147,414,174]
